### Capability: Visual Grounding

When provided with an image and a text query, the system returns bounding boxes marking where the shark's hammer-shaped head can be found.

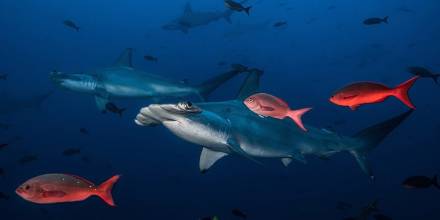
[50,71,98,94]
[135,101,231,152]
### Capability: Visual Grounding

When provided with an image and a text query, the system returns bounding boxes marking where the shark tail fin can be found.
[195,66,247,101]
[350,110,413,179]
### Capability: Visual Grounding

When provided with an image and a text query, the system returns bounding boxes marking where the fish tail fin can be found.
[118,108,126,117]
[383,16,389,24]
[433,175,440,190]
[196,66,247,101]
[224,11,233,24]
[244,6,252,15]
[96,175,120,207]
[350,110,413,179]
[433,74,440,84]
[393,76,418,109]
[286,108,312,131]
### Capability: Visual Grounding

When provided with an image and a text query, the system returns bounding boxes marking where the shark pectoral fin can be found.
[199,147,228,173]
[227,138,262,165]
[350,150,374,180]
[281,158,293,167]
[95,96,109,111]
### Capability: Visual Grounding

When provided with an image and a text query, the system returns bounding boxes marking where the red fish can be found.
[16,174,120,206]
[329,76,419,110]
[244,93,312,131]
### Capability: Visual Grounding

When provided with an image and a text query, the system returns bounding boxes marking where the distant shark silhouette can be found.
[50,48,247,111]
[0,91,52,114]
[135,71,413,179]
[162,1,248,33]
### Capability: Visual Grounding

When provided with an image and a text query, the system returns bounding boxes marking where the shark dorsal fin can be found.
[236,69,263,101]
[114,48,133,67]
[184,3,193,15]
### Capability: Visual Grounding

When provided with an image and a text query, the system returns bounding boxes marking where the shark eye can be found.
[177,101,201,113]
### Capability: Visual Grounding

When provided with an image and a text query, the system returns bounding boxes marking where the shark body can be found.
[50,48,245,110]
[135,71,412,178]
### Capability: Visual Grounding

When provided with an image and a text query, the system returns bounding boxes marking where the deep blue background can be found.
[1,0,440,219]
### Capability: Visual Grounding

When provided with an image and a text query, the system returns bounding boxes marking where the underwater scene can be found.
[1,0,440,219]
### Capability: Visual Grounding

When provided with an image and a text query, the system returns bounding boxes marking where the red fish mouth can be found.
[15,187,24,194]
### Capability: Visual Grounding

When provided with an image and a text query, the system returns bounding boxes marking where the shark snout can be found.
[135,104,178,126]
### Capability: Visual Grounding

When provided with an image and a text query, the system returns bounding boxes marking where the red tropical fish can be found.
[329,76,419,110]
[244,93,312,131]
[16,174,120,206]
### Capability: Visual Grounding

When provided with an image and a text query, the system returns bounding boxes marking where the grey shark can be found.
[50,48,247,111]
[135,71,413,179]
[0,91,52,114]
[162,2,237,33]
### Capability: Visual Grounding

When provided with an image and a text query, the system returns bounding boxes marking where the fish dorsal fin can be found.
[199,147,228,173]
[114,48,133,67]
[184,3,193,15]
[237,69,263,101]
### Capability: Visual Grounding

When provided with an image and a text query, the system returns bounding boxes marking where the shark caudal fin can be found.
[393,76,419,109]
[236,68,263,100]
[96,175,120,207]
[350,110,413,179]
[195,65,249,101]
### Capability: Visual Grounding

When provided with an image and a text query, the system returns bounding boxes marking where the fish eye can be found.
[25,185,30,190]
[247,98,254,103]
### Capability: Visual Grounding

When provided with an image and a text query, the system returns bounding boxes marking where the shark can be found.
[50,48,247,111]
[0,91,52,115]
[162,2,237,33]
[134,71,413,179]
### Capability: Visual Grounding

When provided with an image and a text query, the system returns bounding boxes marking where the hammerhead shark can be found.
[135,71,413,179]
[50,48,247,111]
[162,2,241,33]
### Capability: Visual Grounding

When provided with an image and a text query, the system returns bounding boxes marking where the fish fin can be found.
[118,108,126,117]
[96,175,121,207]
[224,11,232,24]
[42,190,66,198]
[244,6,252,15]
[261,106,275,111]
[281,158,292,167]
[287,108,312,131]
[393,76,418,109]
[351,110,413,179]
[236,69,263,101]
[383,16,389,24]
[184,2,192,15]
[114,48,133,67]
[196,66,248,101]
[432,175,440,190]
[433,74,440,84]
[199,147,228,173]
[95,96,109,112]
[349,105,359,111]
[227,138,262,165]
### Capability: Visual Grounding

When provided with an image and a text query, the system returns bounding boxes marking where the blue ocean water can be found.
[1,0,440,219]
